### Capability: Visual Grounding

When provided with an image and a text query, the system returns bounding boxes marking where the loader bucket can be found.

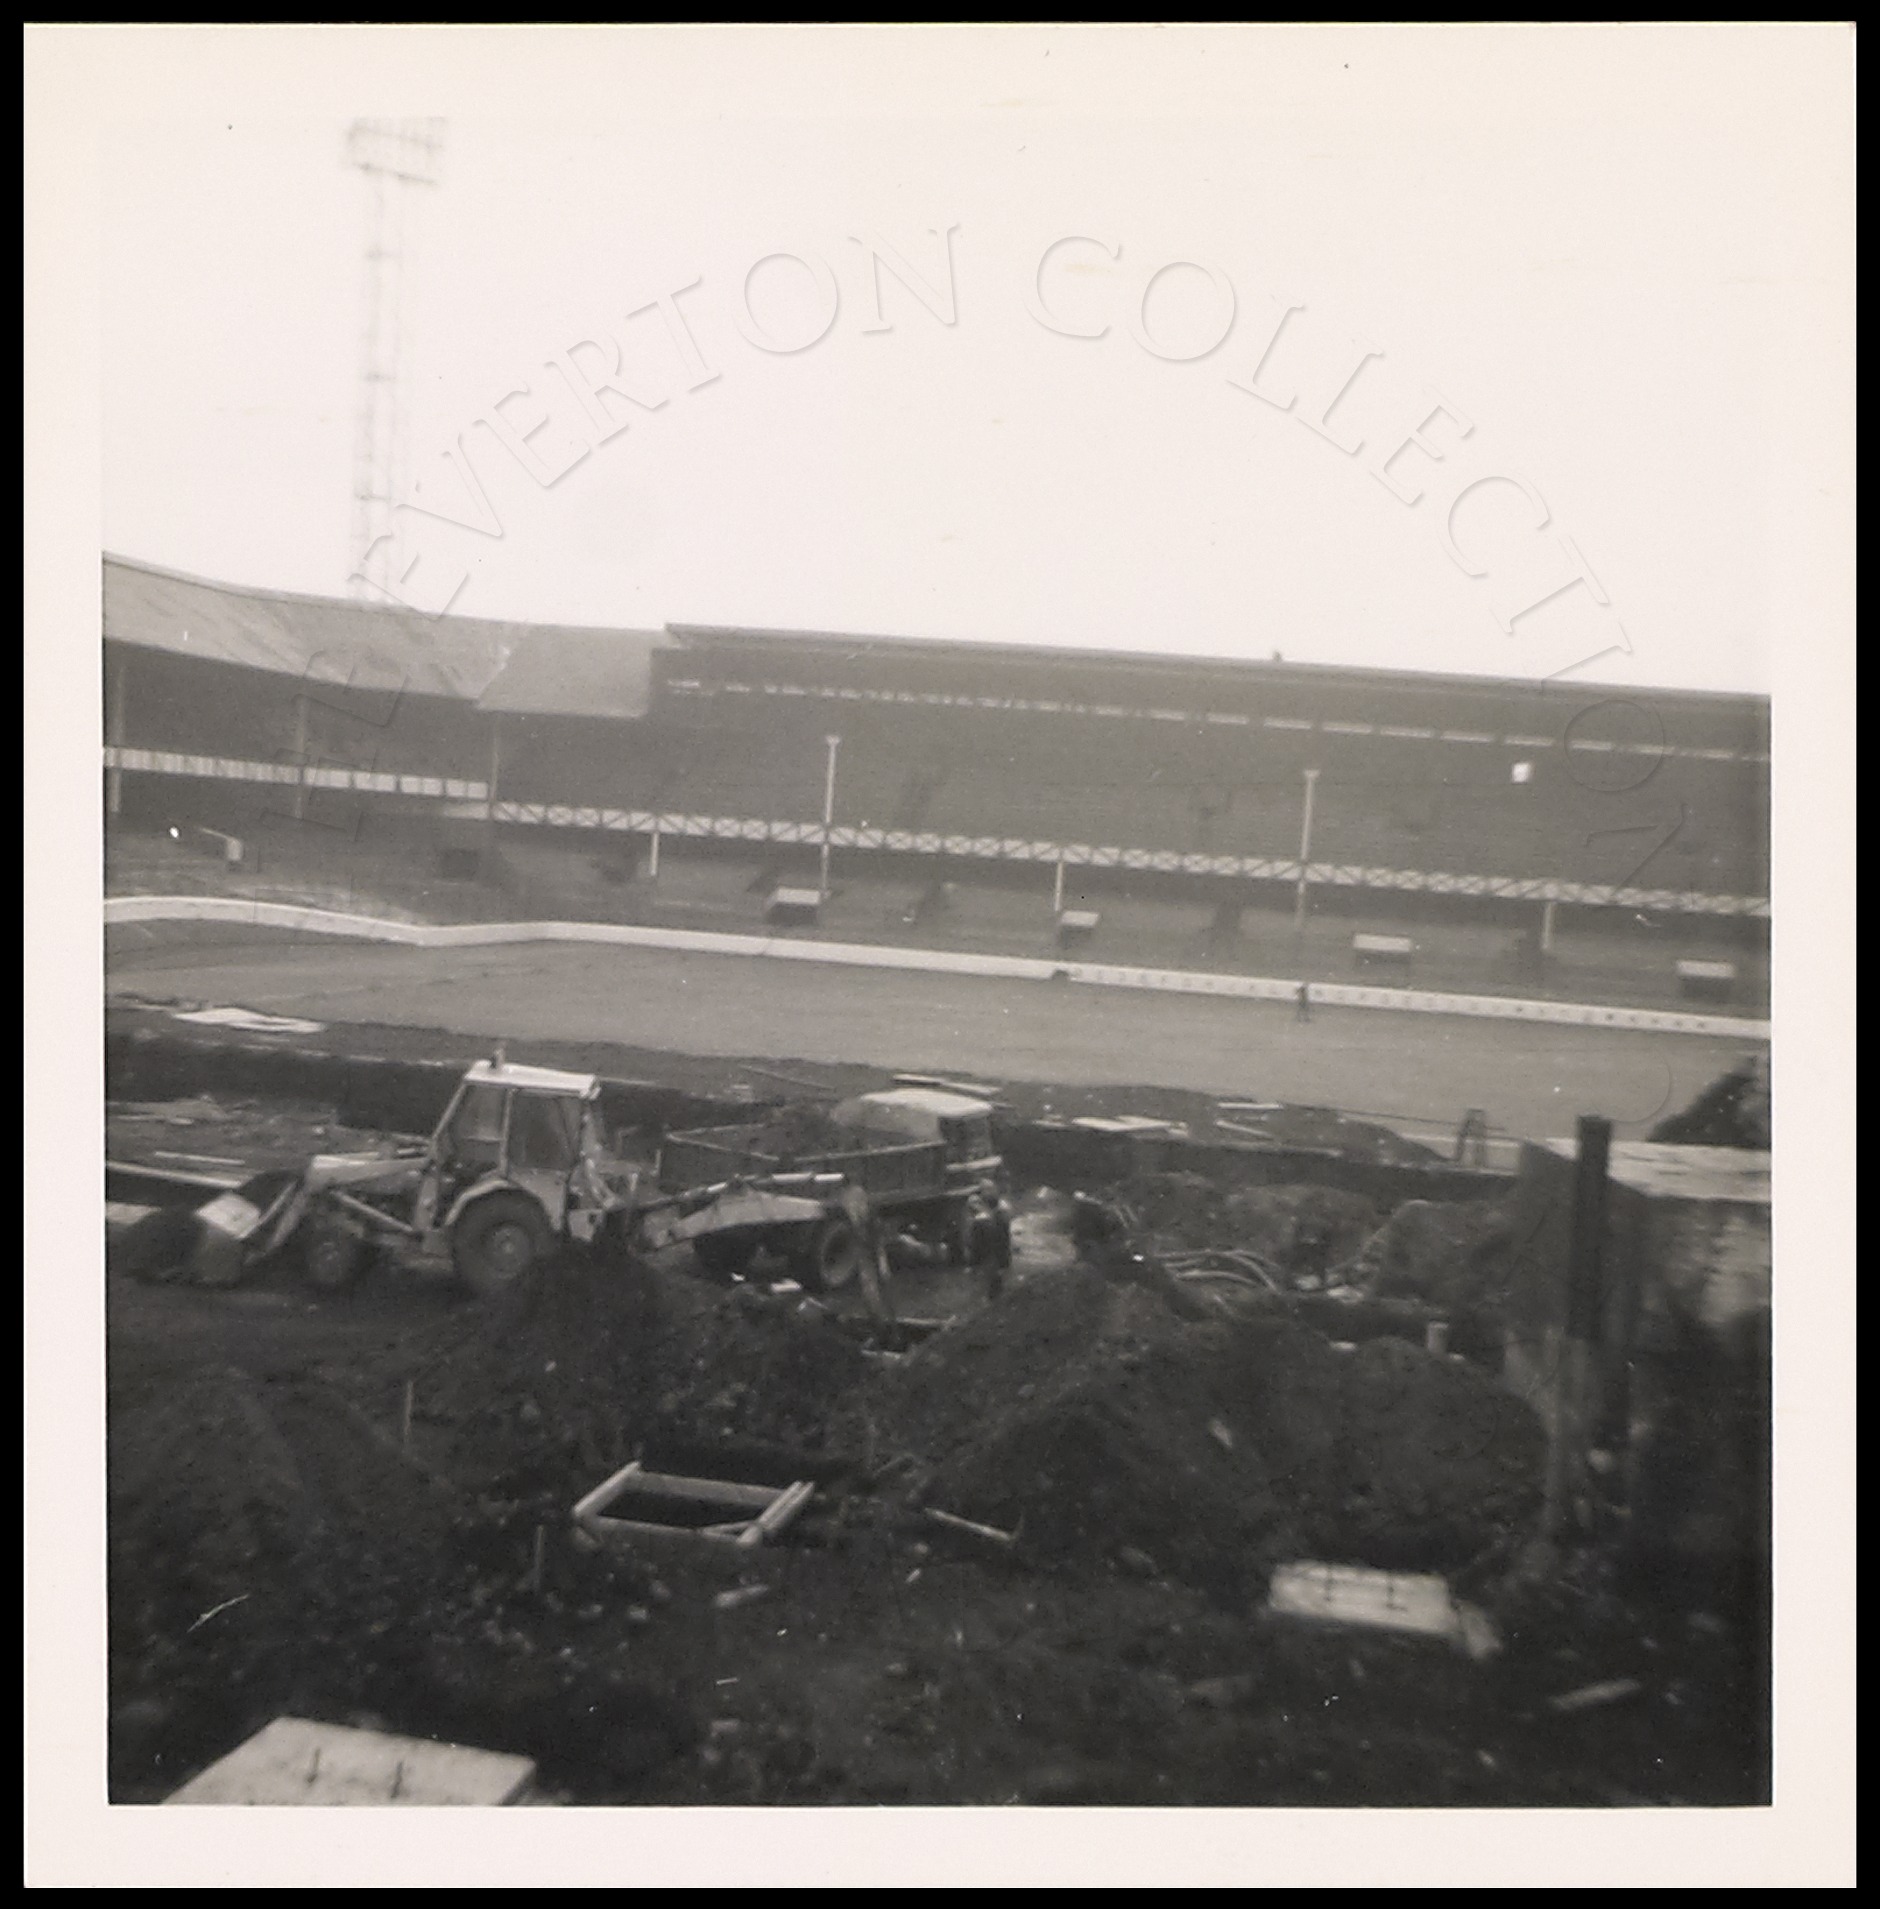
[185,1170,303,1288]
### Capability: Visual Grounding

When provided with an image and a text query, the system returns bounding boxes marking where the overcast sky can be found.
[89,26,1852,694]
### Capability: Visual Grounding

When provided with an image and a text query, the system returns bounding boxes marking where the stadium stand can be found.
[102,559,1769,973]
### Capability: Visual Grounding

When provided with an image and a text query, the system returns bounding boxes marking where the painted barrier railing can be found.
[101,747,1769,919]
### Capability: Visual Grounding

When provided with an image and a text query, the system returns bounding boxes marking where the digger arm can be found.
[252,1154,426,1264]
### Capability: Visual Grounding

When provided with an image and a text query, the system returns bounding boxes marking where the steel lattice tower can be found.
[345,119,444,596]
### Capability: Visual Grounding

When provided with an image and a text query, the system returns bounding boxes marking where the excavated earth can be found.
[109,1223,1767,1809]
[102,1043,1777,1808]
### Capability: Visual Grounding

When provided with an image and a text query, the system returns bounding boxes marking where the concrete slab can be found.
[164,1716,536,1807]
[1534,1138,1769,1205]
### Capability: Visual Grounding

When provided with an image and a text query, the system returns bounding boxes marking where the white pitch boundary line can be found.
[103,895,1770,1042]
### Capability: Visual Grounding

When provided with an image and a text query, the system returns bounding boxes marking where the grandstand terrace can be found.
[102,558,1769,965]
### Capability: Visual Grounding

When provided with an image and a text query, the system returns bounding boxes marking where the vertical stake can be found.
[819,734,841,900]
[1543,1114,1613,1539]
[1293,766,1320,933]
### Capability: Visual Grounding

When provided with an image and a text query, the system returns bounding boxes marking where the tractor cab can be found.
[418,1060,625,1267]
[225,1056,637,1302]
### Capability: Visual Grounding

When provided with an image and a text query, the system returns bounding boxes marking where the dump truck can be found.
[646,1086,1006,1292]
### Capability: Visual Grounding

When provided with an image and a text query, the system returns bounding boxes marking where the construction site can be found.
[104,951,1774,1809]
[14,28,1863,1891]
[82,520,1783,1811]
[30,35,1856,1884]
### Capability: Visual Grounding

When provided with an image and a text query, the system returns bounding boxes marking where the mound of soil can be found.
[107,1359,474,1795]
[1304,1335,1544,1566]
[382,1250,696,1493]
[650,1284,871,1451]
[1650,1052,1770,1150]
[719,1102,889,1162]
[1334,1199,1516,1314]
[844,1260,1544,1590]
[111,1366,327,1632]
[110,1364,460,1612]
[330,1251,870,1500]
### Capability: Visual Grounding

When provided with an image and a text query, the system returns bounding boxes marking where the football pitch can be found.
[106,926,1756,1144]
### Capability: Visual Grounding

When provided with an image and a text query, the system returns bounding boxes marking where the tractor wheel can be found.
[793,1215,863,1294]
[451,1192,555,1299]
[300,1211,371,1294]
[692,1230,756,1282]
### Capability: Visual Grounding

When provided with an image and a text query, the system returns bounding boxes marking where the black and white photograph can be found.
[26,23,1854,1888]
